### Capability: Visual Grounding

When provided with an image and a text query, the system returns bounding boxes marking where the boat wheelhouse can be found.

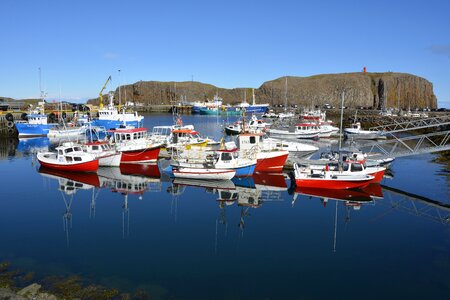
[109,127,162,163]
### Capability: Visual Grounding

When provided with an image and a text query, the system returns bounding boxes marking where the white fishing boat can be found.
[47,123,88,138]
[268,123,321,139]
[172,148,256,177]
[344,122,386,140]
[224,115,271,135]
[262,136,318,158]
[172,167,236,180]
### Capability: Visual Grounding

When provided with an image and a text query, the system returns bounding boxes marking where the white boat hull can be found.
[98,152,122,167]
[173,168,236,180]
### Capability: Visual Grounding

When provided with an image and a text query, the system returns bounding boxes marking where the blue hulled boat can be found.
[91,92,144,130]
[15,116,58,137]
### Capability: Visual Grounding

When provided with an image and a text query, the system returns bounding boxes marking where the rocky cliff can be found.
[89,72,437,109]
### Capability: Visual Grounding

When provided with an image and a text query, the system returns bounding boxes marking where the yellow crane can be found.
[99,75,112,109]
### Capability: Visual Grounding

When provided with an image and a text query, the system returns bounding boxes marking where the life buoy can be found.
[5,113,13,121]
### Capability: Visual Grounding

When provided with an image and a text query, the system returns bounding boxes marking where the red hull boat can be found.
[120,147,161,163]
[255,152,289,172]
[38,159,99,173]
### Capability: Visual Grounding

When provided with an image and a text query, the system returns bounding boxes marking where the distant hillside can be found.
[85,72,436,109]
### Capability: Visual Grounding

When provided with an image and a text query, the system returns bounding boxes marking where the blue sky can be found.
[0,0,449,106]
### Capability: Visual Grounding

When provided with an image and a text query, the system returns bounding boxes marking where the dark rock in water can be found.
[87,72,437,109]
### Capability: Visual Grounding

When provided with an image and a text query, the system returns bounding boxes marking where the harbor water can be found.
[0,113,449,299]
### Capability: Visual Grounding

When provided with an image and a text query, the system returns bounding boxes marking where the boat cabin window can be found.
[74,146,82,152]
[126,134,131,140]
[233,152,239,159]
[221,152,232,161]
[58,150,63,155]
[66,156,73,162]
[65,148,74,153]
[342,162,349,171]
[92,145,99,150]
[249,136,256,144]
[328,163,339,171]
[350,163,363,172]
[74,157,82,162]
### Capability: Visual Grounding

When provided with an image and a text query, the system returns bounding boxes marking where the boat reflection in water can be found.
[97,164,161,237]
[37,163,162,241]
[38,167,101,245]
[292,183,383,209]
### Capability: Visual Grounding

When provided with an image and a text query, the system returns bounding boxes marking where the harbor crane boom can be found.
[99,76,112,109]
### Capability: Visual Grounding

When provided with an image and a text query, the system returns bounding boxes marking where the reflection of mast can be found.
[215,202,229,255]
[333,200,338,253]
[89,188,101,219]
[61,191,73,247]
[122,194,130,238]
[238,207,250,238]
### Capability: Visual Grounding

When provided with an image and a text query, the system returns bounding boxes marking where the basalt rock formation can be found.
[88,72,437,109]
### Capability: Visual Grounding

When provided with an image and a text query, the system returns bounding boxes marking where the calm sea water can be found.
[0,113,449,299]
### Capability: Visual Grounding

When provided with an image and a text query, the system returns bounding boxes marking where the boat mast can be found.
[252,88,256,106]
[118,69,121,110]
[38,67,46,114]
[284,76,288,112]
[339,91,345,150]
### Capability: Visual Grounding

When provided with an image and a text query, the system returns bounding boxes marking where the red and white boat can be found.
[83,141,122,167]
[314,154,386,183]
[37,143,99,172]
[238,132,289,172]
[293,163,374,190]
[109,127,162,163]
